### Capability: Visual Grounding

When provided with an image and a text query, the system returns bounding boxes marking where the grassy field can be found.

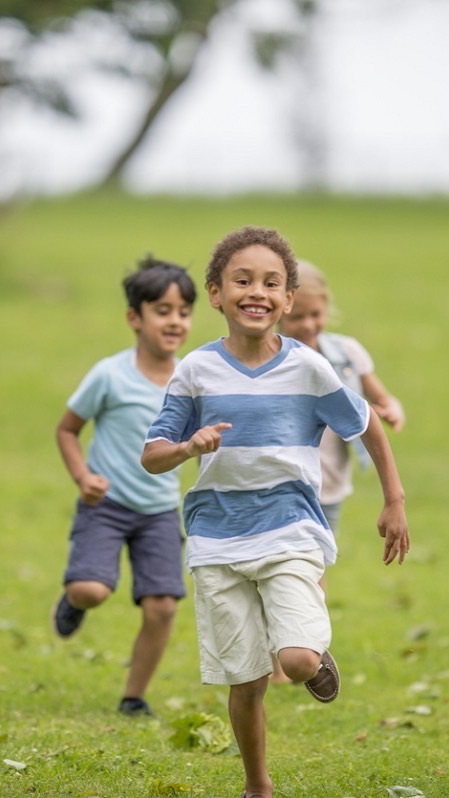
[1,191,448,798]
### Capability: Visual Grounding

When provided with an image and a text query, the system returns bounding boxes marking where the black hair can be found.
[206,225,299,292]
[123,254,197,313]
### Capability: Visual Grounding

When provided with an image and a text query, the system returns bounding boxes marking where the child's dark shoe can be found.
[118,697,154,717]
[304,650,340,702]
[53,594,86,638]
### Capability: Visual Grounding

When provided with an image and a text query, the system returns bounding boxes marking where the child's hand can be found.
[371,397,405,432]
[78,472,110,505]
[185,423,232,457]
[377,502,410,564]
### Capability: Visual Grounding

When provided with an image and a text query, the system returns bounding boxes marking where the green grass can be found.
[1,190,449,797]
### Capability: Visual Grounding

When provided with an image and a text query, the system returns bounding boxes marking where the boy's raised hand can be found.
[185,422,232,457]
[377,502,410,565]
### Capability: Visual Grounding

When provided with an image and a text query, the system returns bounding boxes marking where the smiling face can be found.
[127,282,193,359]
[208,244,294,339]
[279,289,328,350]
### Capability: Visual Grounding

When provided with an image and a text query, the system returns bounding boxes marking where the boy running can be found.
[53,255,196,716]
[141,227,409,797]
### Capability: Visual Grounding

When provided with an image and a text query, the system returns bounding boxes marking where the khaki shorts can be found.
[192,549,331,685]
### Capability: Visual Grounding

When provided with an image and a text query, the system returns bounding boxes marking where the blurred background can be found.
[1,0,449,199]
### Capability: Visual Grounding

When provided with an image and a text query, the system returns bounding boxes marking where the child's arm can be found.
[56,409,110,505]
[361,373,405,432]
[141,422,232,474]
[360,408,410,565]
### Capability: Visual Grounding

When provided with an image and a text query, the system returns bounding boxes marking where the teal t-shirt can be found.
[68,348,180,514]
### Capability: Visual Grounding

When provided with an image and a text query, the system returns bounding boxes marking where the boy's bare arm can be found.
[141,422,232,474]
[56,409,109,505]
[361,373,405,432]
[360,408,410,565]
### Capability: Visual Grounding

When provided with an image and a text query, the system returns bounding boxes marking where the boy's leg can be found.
[277,646,321,683]
[229,677,273,798]
[54,498,123,637]
[66,580,111,609]
[269,653,292,684]
[123,594,177,701]
[192,563,274,794]
[122,509,185,713]
[258,551,339,701]
[53,581,111,638]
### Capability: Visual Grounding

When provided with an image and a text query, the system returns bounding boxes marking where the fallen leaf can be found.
[405,705,432,715]
[170,712,231,753]
[3,759,27,771]
[407,682,440,699]
[406,624,432,641]
[380,717,416,729]
[165,696,186,711]
[408,681,429,694]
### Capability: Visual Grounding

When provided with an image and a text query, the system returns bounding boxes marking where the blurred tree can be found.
[0,0,321,186]
[250,0,324,188]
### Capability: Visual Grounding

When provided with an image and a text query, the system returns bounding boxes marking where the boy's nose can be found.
[167,312,184,324]
[249,283,267,298]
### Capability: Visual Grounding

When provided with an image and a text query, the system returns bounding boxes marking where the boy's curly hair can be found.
[205,226,299,291]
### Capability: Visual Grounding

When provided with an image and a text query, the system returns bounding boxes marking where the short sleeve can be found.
[342,336,374,376]
[67,361,109,421]
[145,360,197,443]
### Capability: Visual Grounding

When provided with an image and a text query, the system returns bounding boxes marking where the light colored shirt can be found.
[318,335,374,504]
[146,336,369,569]
[68,348,180,514]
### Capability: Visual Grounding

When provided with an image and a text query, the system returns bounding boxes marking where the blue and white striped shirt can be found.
[146,336,369,569]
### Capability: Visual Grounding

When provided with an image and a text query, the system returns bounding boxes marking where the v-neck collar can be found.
[216,335,290,379]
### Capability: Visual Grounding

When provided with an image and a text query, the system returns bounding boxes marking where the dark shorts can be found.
[64,497,186,604]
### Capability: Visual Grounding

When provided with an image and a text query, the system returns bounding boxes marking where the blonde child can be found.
[271,261,405,685]
[279,261,405,533]
[141,226,409,798]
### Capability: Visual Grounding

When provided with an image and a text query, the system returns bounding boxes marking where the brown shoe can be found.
[304,650,340,703]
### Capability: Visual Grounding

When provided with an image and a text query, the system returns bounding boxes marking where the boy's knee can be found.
[141,595,177,625]
[278,647,321,683]
[230,676,269,703]
[66,581,111,608]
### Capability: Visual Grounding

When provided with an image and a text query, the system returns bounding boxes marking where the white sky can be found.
[1,0,449,196]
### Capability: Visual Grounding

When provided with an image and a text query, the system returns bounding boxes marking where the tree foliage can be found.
[0,0,320,186]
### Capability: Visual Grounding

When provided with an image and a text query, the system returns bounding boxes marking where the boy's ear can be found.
[282,289,295,316]
[208,282,222,310]
[127,306,141,330]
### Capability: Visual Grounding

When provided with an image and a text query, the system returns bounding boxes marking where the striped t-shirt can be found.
[146,336,369,569]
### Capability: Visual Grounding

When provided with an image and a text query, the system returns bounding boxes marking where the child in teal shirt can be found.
[53,255,196,716]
